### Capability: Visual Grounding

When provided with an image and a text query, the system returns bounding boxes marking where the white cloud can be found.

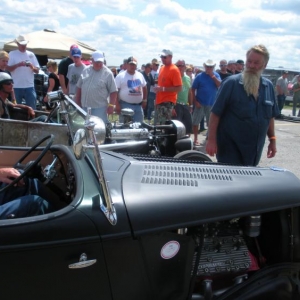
[0,0,299,69]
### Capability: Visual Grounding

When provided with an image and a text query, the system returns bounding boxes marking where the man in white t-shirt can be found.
[115,56,147,123]
[67,48,86,96]
[7,35,40,109]
[75,51,117,123]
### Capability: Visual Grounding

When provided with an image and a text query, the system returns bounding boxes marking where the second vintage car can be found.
[1,91,210,161]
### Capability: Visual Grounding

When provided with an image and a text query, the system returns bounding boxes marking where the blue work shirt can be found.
[192,71,221,106]
[211,73,279,166]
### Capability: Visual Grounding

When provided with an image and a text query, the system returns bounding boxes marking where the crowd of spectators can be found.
[1,35,300,220]
[2,35,300,168]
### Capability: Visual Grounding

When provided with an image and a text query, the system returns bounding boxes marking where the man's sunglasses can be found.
[3,81,13,85]
[219,64,227,67]
[160,56,167,59]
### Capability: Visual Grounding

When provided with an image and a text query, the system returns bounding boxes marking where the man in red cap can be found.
[58,44,78,94]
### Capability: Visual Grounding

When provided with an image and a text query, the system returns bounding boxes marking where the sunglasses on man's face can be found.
[160,56,167,59]
[3,81,13,85]
[219,64,227,67]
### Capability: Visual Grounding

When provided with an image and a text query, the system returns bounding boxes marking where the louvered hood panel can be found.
[121,161,300,236]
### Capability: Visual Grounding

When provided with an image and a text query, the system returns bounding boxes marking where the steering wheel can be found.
[0,135,54,193]
[45,103,60,123]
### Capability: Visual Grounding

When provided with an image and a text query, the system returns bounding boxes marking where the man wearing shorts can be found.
[154,49,182,124]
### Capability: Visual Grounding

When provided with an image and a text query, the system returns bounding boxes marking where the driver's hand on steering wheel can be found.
[0,168,24,185]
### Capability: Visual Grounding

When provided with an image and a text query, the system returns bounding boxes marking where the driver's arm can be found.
[12,103,35,118]
[0,168,22,184]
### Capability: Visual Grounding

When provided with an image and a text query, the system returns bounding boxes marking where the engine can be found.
[188,216,265,298]
[108,125,150,141]
[193,220,253,277]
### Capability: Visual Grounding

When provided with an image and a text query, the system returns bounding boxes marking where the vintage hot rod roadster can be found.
[1,113,300,300]
[0,91,208,161]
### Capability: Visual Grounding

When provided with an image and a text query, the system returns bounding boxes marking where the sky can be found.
[0,0,300,69]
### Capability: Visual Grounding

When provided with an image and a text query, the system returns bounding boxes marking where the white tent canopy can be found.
[4,29,96,59]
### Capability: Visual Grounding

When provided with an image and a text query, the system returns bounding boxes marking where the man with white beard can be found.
[205,44,279,166]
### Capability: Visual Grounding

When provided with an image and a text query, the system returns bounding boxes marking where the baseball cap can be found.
[71,48,82,57]
[152,58,160,64]
[127,56,137,65]
[228,60,236,64]
[92,51,105,62]
[160,49,173,57]
[236,59,244,64]
[204,59,216,67]
[283,70,289,74]
[70,44,78,50]
[15,35,28,45]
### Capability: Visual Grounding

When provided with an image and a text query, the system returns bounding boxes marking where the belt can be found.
[176,102,188,105]
[120,100,142,105]
[159,101,174,106]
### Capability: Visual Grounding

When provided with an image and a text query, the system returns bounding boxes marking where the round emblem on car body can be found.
[160,241,180,259]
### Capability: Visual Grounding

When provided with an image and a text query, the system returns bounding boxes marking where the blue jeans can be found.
[147,92,156,120]
[0,177,53,219]
[119,100,144,123]
[83,107,108,124]
[32,115,48,122]
[0,196,52,219]
[277,94,286,113]
[14,87,37,109]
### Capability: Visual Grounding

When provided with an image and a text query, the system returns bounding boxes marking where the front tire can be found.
[174,150,212,162]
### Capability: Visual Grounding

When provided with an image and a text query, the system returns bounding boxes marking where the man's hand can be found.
[142,100,147,111]
[205,139,218,157]
[267,140,277,158]
[114,100,121,115]
[107,105,115,115]
[27,106,35,118]
[206,69,214,76]
[0,168,22,184]
[194,101,201,109]
[19,61,26,67]
[153,85,161,93]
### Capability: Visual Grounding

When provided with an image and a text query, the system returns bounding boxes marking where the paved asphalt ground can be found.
[193,107,300,179]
